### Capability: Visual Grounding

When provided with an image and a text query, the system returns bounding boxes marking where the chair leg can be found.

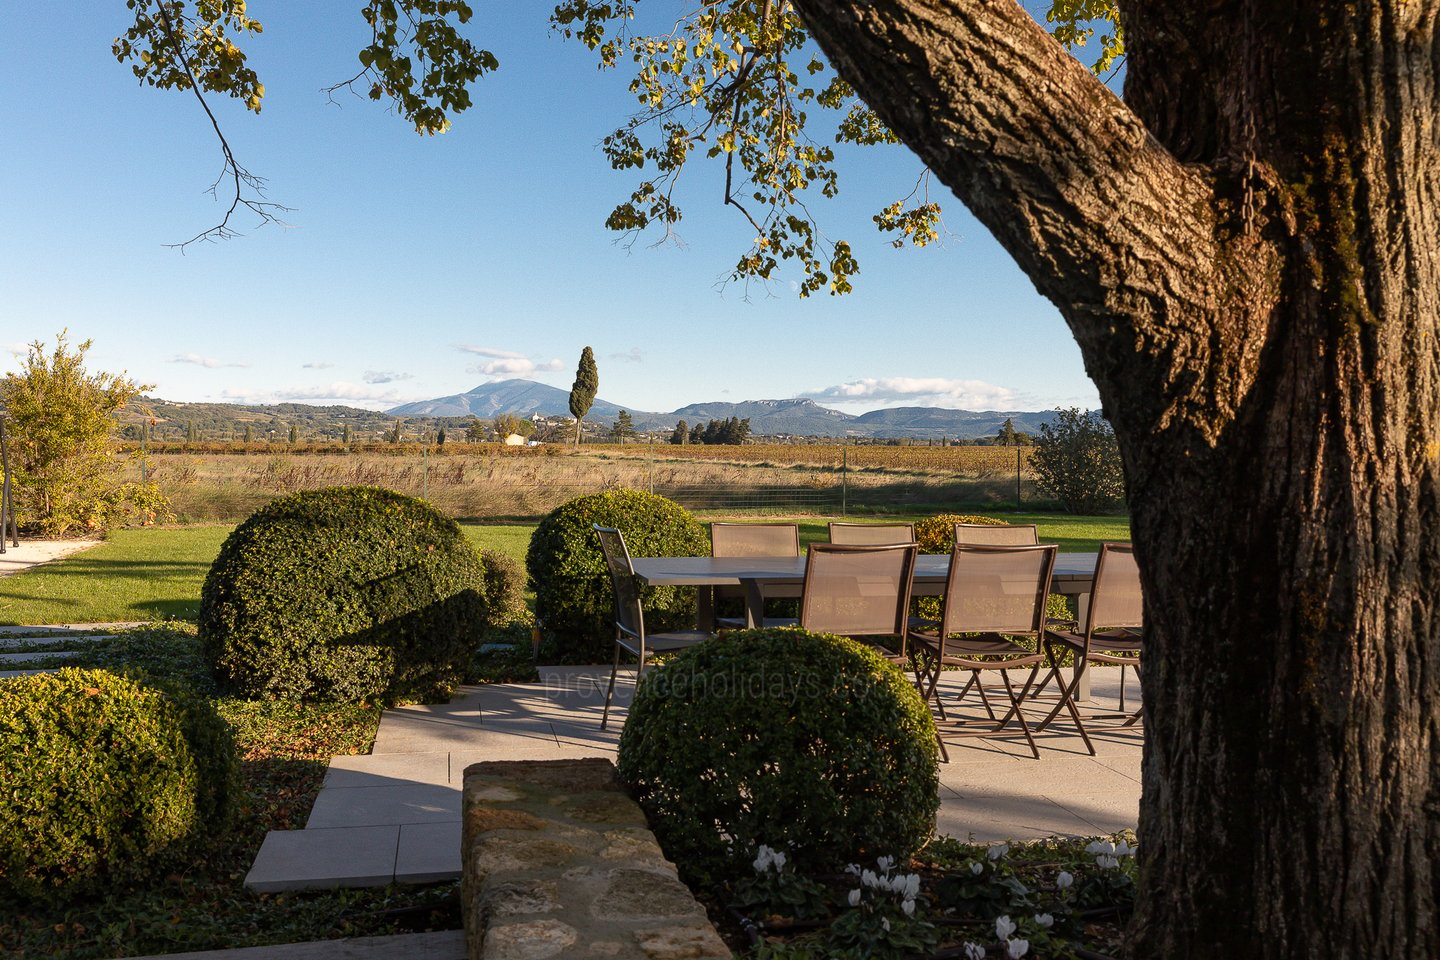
[601,639,623,731]
[1118,663,1127,712]
[1034,645,1095,756]
[998,669,1041,759]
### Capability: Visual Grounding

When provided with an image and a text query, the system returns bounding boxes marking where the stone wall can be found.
[461,758,729,960]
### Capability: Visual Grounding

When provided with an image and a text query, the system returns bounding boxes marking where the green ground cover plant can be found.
[0,515,1128,627]
[0,626,462,960]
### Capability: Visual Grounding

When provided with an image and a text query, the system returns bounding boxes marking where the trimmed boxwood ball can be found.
[914,513,1006,554]
[0,668,237,902]
[617,628,939,883]
[479,548,528,631]
[199,486,488,702]
[526,489,709,663]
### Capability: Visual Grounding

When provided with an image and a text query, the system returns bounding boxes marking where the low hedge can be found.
[526,489,709,663]
[617,628,939,884]
[0,668,238,902]
[199,486,489,703]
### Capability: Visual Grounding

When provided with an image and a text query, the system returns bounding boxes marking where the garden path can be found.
[245,667,1142,892]
[0,538,102,577]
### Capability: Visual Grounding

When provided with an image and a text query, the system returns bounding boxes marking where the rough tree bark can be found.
[794,1,1440,957]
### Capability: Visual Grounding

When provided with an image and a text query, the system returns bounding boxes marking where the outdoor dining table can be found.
[629,551,1102,631]
[629,550,1104,699]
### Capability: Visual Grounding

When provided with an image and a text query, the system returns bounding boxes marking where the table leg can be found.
[697,586,715,632]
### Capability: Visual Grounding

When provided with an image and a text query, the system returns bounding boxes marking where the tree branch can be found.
[791,0,1280,437]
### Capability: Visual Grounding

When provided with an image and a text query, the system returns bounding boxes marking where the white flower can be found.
[845,863,861,876]
[964,943,986,960]
[1056,870,1074,890]
[995,915,1017,940]
[772,850,787,870]
[861,869,880,890]
[1115,839,1134,858]
[970,861,985,876]
[882,917,891,932]
[1006,938,1030,958]
[1096,854,1120,870]
[902,897,916,916]
[988,843,1010,861]
[1086,839,1115,856]
[876,855,896,873]
[901,874,921,899]
[848,888,862,908]
[1034,913,1054,929]
[752,846,775,873]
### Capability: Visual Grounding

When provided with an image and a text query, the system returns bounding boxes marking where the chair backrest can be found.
[1085,542,1143,635]
[800,542,917,639]
[941,544,1057,638]
[711,522,800,557]
[953,522,1039,546]
[594,525,643,638]
[828,522,916,545]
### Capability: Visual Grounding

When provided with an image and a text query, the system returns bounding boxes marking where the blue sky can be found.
[1,5,1101,416]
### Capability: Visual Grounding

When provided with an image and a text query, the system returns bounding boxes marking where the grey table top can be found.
[631,552,1100,589]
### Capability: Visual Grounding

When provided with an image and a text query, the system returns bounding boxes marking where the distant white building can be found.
[503,433,527,446]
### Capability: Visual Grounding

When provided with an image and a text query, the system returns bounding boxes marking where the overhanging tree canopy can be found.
[112,2,1440,957]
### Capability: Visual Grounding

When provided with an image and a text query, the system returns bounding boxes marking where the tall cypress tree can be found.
[568,346,598,445]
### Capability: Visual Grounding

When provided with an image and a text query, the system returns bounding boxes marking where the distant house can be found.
[503,433,527,446]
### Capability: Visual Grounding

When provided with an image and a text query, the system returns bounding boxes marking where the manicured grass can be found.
[0,515,1127,626]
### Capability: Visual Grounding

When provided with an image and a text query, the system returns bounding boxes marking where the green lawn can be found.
[0,515,1129,626]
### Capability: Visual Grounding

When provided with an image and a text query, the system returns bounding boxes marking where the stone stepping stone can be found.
[0,669,52,680]
[0,622,145,636]
[244,823,460,892]
[0,634,113,650]
[117,929,467,960]
[0,650,85,666]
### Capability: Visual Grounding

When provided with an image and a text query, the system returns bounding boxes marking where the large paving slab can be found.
[248,665,1142,891]
[118,930,466,960]
[0,633,114,649]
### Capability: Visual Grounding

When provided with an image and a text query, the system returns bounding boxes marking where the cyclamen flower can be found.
[752,846,775,873]
[848,888,863,908]
[963,943,986,960]
[1006,938,1030,958]
[900,873,922,900]
[845,863,862,876]
[1115,839,1135,858]
[1034,913,1054,929]
[1056,870,1074,889]
[876,855,897,873]
[995,915,1018,939]
[988,843,1010,861]
[970,862,985,876]
[1096,854,1120,870]
[902,897,916,917]
[1086,839,1115,856]
[861,869,880,890]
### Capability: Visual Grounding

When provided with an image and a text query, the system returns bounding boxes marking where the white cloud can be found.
[363,370,414,384]
[802,377,1018,409]
[610,347,644,363]
[466,357,564,376]
[453,345,528,359]
[6,342,28,357]
[302,361,335,369]
[170,353,250,369]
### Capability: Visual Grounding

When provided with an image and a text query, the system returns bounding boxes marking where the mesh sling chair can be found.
[710,522,801,629]
[594,525,709,730]
[1035,542,1143,755]
[799,542,919,668]
[954,522,1039,546]
[827,522,917,545]
[908,544,1057,760]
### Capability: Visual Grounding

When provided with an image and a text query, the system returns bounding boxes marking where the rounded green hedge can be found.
[617,628,939,883]
[526,489,709,663]
[479,548,528,631]
[199,486,488,703]
[0,668,238,902]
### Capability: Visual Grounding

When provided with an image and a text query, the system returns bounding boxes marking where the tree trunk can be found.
[794,2,1440,956]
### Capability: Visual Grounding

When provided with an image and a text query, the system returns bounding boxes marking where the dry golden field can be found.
[123,442,1043,521]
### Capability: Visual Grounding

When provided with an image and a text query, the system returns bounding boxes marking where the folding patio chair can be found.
[827,522,916,545]
[1035,542,1143,754]
[954,522,1039,546]
[710,522,801,629]
[594,525,709,730]
[799,542,918,667]
[908,544,1057,760]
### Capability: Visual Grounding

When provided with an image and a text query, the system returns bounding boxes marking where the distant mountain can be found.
[386,379,648,420]
[661,398,856,436]
[850,407,1058,439]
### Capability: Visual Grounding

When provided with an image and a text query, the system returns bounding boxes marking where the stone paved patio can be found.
[246,665,1142,891]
